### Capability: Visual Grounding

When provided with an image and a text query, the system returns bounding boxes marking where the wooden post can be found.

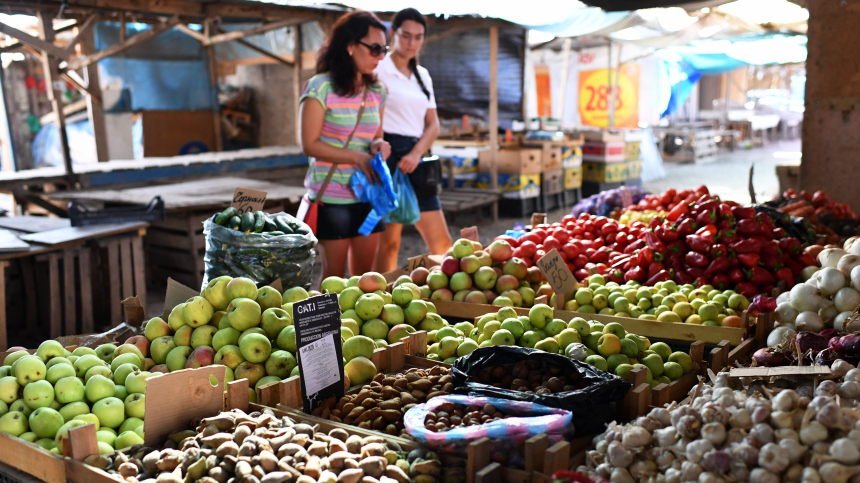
[206,20,223,153]
[293,24,302,146]
[488,27,499,221]
[609,42,622,130]
[36,11,75,186]
[81,28,108,161]
[557,38,572,121]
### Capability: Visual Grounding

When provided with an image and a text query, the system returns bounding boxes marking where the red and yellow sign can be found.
[578,64,639,129]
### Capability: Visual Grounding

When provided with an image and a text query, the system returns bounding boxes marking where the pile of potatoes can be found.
[471,359,586,395]
[85,407,455,483]
[319,366,454,439]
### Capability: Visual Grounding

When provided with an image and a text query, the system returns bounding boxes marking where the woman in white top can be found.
[372,8,452,273]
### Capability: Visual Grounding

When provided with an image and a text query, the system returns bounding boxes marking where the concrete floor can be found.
[144,139,801,316]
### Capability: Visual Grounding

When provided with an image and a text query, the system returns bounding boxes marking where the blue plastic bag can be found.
[386,169,420,225]
[350,153,398,236]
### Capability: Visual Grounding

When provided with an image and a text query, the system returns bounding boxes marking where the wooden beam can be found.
[425,26,471,44]
[205,17,312,45]
[82,26,108,162]
[21,45,102,104]
[488,26,499,220]
[293,25,302,145]
[206,20,223,153]
[0,20,69,61]
[65,16,180,71]
[39,99,88,125]
[174,23,208,43]
[216,28,293,66]
[62,15,98,58]
[37,11,76,186]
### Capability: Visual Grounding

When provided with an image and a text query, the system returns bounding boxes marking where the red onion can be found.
[754,347,788,367]
[797,331,830,353]
[821,328,840,340]
[839,333,860,359]
[830,336,845,353]
[816,348,841,366]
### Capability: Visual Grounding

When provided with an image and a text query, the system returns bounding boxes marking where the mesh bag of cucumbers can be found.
[203,208,317,289]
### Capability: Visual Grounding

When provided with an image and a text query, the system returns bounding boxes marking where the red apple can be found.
[440,257,460,277]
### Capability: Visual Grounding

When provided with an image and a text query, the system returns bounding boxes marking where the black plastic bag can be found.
[451,346,631,437]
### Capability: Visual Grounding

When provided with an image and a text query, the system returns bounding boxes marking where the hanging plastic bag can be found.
[350,153,398,236]
[451,346,631,437]
[403,394,573,468]
[386,168,420,225]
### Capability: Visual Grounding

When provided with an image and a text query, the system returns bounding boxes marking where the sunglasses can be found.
[358,41,389,57]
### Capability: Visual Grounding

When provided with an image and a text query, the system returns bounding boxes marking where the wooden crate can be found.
[34,247,94,341]
[89,231,147,330]
[541,169,564,196]
[145,210,211,291]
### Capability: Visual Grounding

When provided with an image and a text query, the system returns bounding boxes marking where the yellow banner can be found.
[578,64,639,129]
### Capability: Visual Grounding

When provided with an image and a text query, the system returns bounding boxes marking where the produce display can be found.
[212,208,311,236]
[421,400,512,430]
[767,189,859,242]
[0,340,150,454]
[88,406,452,483]
[316,366,454,439]
[572,186,649,217]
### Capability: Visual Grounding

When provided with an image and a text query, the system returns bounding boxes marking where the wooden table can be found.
[50,177,306,289]
[0,220,148,350]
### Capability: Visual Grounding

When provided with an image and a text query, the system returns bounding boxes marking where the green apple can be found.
[113,385,128,402]
[528,304,553,330]
[264,350,297,378]
[114,430,144,450]
[125,372,152,394]
[54,419,88,452]
[85,375,115,402]
[650,342,672,361]
[36,340,66,362]
[96,429,116,447]
[143,317,172,341]
[615,363,634,379]
[28,407,64,439]
[45,363,75,385]
[112,363,139,386]
[226,297,262,331]
[343,335,376,362]
[119,417,142,435]
[456,339,479,357]
[3,350,29,367]
[214,345,245,370]
[490,329,516,347]
[239,333,272,364]
[45,357,72,370]
[9,400,31,417]
[555,329,582,350]
[260,308,292,339]
[35,438,56,450]
[72,354,103,379]
[110,352,142,372]
[16,356,47,385]
[84,365,112,383]
[23,380,54,409]
[213,311,229,329]
[669,352,693,373]
[256,286,284,311]
[234,361,266,387]
[500,319,524,341]
[0,411,28,436]
[182,296,214,328]
[190,325,218,348]
[282,286,309,303]
[213,328,242,352]
[520,331,540,348]
[567,318,591,337]
[276,326,296,353]
[92,397,125,429]
[379,304,405,327]
[664,361,684,380]
[124,393,145,419]
[619,338,639,359]
[535,338,561,354]
[167,303,188,331]
[72,413,100,431]
[606,354,630,374]
[585,355,608,372]
[172,325,193,347]
[58,401,90,422]
[226,277,258,301]
[94,344,116,364]
[320,276,348,295]
[203,276,232,310]
[641,354,665,378]
[603,322,626,338]
[545,319,567,337]
[150,336,176,365]
[165,346,193,372]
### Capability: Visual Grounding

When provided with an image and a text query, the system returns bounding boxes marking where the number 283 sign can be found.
[578,64,639,129]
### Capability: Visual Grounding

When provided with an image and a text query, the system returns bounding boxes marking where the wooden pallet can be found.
[34,247,94,341]
[145,210,211,290]
[89,231,147,330]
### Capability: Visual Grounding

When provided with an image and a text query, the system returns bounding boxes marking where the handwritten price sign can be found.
[231,187,267,215]
[536,248,578,309]
[578,64,639,129]
[460,226,479,242]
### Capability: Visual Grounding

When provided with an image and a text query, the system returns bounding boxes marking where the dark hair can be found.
[316,10,386,96]
[391,8,431,100]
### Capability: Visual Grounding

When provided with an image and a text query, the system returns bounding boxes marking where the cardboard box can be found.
[583,161,628,183]
[626,159,643,179]
[541,169,563,195]
[578,130,626,143]
[476,173,541,199]
[564,166,583,189]
[542,146,563,171]
[562,145,583,168]
[478,148,542,174]
[625,141,641,161]
[582,141,626,163]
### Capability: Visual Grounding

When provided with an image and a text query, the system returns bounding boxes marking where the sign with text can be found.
[460,226,479,242]
[578,64,639,129]
[536,248,578,309]
[292,293,344,413]
[531,213,548,227]
[231,187,268,215]
[407,253,443,272]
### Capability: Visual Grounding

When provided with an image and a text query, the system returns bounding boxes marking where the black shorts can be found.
[384,133,441,214]
[315,202,386,240]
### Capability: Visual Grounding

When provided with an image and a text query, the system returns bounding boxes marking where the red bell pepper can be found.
[797,252,817,267]
[710,244,728,259]
[611,255,632,269]
[785,259,804,277]
[728,267,744,284]
[685,251,709,268]
[728,256,740,269]
[760,252,786,272]
[695,200,719,215]
[648,217,661,229]
[737,217,761,236]
[637,247,655,267]
[666,255,683,275]
[760,240,781,258]
[655,224,678,243]
[648,262,665,279]
[712,274,730,291]
[774,267,794,290]
[695,276,711,288]
[730,239,762,254]
[696,224,718,238]
[732,206,757,219]
[696,210,718,227]
[778,237,802,257]
[737,253,761,268]
[666,201,688,222]
[717,218,735,230]
[644,232,667,254]
[624,266,646,282]
[674,270,694,285]
[645,270,671,286]
[686,235,713,254]
[744,266,776,286]
[718,203,733,221]
[718,228,739,245]
[677,219,697,238]
[704,256,730,275]
[772,227,785,239]
[685,267,705,279]
[735,282,760,298]
[667,240,685,255]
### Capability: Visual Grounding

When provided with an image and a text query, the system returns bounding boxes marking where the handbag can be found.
[297,87,369,234]
[409,157,442,199]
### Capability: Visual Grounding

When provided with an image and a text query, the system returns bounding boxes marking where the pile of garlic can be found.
[579,371,860,483]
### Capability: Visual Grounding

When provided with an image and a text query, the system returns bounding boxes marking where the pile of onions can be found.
[579,365,860,483]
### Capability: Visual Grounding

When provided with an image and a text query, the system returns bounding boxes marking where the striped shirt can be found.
[301,73,387,204]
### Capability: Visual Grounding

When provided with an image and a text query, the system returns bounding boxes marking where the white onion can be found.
[820,248,848,268]
[835,287,860,312]
[777,291,790,305]
[776,302,799,325]
[845,236,860,252]
[852,265,860,291]
[768,326,797,348]
[802,266,820,281]
[834,312,857,332]
[821,304,841,324]
[817,267,847,296]
[839,255,860,278]
[791,283,823,312]
[796,311,825,332]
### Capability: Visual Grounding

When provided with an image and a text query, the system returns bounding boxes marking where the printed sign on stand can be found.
[292,293,344,413]
[232,187,268,215]
[531,213,548,227]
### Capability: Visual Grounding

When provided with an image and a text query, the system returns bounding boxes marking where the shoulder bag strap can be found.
[313,87,369,204]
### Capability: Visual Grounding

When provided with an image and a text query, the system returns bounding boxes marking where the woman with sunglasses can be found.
[372,8,452,273]
[300,10,392,279]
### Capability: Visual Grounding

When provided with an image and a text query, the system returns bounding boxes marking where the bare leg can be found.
[319,238,351,279]
[414,210,453,255]
[372,223,403,273]
[348,232,381,276]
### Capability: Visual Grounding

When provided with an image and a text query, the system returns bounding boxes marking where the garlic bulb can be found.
[730,408,754,429]
[816,380,839,398]
[665,468,681,483]
[776,428,800,442]
[629,460,657,480]
[774,390,801,412]
[607,441,633,467]
[622,425,652,448]
[700,450,730,473]
[833,360,856,378]
[801,467,823,483]
[680,461,703,481]
[839,381,860,400]
[677,415,702,439]
[771,410,795,429]
[750,468,780,483]
[752,422,776,445]
[731,443,759,466]
[779,438,807,463]
[701,422,726,447]
[610,467,635,483]
[758,442,790,473]
[654,426,679,448]
[785,464,804,483]
[831,438,860,465]
[685,439,714,463]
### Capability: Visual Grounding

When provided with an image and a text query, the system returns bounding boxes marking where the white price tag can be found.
[298,334,341,397]
[52,80,66,92]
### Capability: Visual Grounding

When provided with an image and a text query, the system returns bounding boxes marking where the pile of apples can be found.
[405,237,546,308]
[0,339,152,454]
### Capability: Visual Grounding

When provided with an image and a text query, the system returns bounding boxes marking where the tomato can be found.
[553,229,570,244]
[562,243,580,259]
[532,228,548,241]
[582,231,596,240]
[573,254,588,268]
[520,232,541,245]
[519,240,537,258]
[543,236,562,251]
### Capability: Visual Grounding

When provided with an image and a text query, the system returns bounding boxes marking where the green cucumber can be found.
[274,216,293,234]
[239,212,255,233]
[263,219,277,232]
[214,207,238,226]
[228,216,241,230]
[253,211,265,233]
